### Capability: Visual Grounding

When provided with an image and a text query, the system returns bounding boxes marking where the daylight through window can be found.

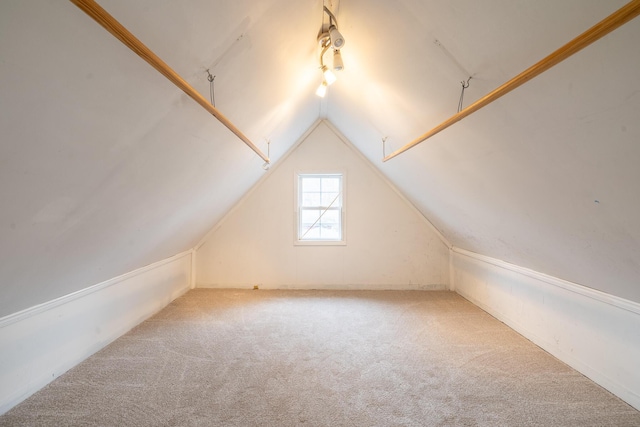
[297,174,343,242]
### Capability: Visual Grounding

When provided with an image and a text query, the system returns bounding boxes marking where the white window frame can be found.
[294,171,346,246]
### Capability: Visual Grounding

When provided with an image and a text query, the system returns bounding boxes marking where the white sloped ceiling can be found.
[327,0,640,303]
[0,0,321,316]
[1,0,639,316]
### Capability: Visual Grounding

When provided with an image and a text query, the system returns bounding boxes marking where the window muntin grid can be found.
[298,174,343,241]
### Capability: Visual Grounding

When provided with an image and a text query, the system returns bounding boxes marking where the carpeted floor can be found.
[2,289,639,426]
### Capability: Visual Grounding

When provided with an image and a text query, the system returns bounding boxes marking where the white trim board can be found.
[451,248,640,411]
[0,251,193,415]
[322,120,452,250]
[0,250,193,329]
[452,247,640,315]
[197,283,448,291]
[194,119,324,252]
[195,119,453,253]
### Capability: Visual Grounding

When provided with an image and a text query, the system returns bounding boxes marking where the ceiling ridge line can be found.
[193,119,325,253]
[322,120,453,250]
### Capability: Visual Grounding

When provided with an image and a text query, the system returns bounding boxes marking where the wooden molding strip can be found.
[383,0,640,162]
[70,0,269,163]
[452,247,640,315]
[0,250,193,329]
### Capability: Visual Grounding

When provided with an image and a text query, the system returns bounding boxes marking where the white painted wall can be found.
[0,251,193,415]
[452,248,640,411]
[0,0,320,318]
[196,121,450,289]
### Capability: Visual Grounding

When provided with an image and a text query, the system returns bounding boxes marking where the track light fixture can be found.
[315,5,345,97]
[316,80,328,98]
[332,49,344,71]
[322,65,337,85]
[328,24,345,50]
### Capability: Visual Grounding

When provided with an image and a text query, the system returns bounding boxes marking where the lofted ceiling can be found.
[1,0,639,316]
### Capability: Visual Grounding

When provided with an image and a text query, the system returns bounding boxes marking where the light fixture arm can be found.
[315,3,344,97]
[319,43,330,68]
[323,6,338,27]
[321,5,345,50]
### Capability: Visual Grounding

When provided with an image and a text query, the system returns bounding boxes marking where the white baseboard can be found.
[0,251,193,415]
[197,283,449,291]
[451,247,640,411]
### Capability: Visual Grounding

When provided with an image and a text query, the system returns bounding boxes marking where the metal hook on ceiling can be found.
[206,69,216,108]
[382,136,388,160]
[458,76,472,113]
[262,139,271,170]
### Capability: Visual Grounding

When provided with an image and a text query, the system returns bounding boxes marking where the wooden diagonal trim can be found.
[383,0,640,162]
[70,0,270,163]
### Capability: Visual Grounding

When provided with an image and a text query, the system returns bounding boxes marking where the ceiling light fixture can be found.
[322,65,337,85]
[332,49,344,71]
[315,5,345,97]
[328,24,345,49]
[316,80,328,98]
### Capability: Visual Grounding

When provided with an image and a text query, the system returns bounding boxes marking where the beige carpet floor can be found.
[1,289,639,426]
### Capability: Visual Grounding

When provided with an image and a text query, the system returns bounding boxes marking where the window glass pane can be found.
[301,177,320,192]
[319,209,340,239]
[300,209,321,238]
[304,227,320,239]
[302,192,321,207]
[322,178,340,193]
[298,174,343,241]
[320,228,340,239]
[321,192,339,207]
[301,209,320,226]
[321,209,339,224]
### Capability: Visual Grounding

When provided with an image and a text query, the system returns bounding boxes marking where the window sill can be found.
[294,240,347,246]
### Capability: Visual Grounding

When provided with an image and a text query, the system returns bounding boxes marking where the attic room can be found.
[1,0,640,424]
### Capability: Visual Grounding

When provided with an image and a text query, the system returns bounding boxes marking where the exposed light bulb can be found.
[316,80,328,97]
[329,25,345,49]
[321,65,337,85]
[333,49,344,71]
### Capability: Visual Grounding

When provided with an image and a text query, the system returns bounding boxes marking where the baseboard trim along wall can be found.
[0,251,193,415]
[197,283,449,291]
[451,247,640,411]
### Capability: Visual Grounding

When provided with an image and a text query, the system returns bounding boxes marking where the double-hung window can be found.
[296,173,345,244]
